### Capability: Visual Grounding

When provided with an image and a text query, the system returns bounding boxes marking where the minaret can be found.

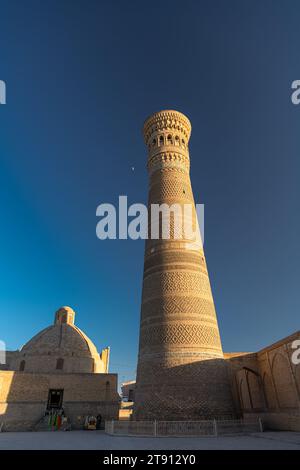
[134,110,234,420]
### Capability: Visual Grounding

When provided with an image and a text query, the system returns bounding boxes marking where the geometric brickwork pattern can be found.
[134,110,235,420]
[141,296,219,321]
[139,323,222,349]
[142,271,215,302]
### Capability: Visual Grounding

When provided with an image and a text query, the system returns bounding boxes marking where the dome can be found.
[15,307,108,374]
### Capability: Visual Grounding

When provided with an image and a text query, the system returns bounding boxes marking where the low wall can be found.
[0,402,45,431]
[244,411,300,432]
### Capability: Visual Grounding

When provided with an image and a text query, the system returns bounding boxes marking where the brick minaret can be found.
[134,110,234,420]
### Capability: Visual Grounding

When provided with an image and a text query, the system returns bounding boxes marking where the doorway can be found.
[47,389,64,409]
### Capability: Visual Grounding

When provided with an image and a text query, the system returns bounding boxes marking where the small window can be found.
[105,380,111,400]
[175,135,180,145]
[56,358,64,370]
[159,135,164,145]
[167,134,173,144]
[152,138,156,147]
[19,360,25,371]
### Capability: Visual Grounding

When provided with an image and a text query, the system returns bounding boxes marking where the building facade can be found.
[123,331,300,430]
[227,331,300,431]
[0,307,120,431]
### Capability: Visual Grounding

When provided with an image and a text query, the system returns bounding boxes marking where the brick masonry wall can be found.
[226,331,300,428]
[0,371,120,431]
[244,412,300,432]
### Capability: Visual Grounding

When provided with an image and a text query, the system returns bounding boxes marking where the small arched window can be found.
[56,358,64,370]
[175,135,180,146]
[159,135,164,145]
[167,134,173,145]
[152,138,156,147]
[182,139,185,148]
[19,360,25,371]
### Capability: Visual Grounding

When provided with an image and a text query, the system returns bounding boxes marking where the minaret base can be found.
[134,354,235,420]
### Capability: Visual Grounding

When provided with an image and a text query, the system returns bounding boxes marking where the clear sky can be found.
[0,0,299,384]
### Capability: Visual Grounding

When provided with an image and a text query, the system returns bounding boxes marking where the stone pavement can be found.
[0,431,299,450]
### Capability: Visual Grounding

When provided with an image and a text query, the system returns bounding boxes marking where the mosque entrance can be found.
[47,389,64,409]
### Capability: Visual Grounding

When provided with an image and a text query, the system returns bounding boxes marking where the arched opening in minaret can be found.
[167,134,173,145]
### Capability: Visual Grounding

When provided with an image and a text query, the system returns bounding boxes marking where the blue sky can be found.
[0,0,299,384]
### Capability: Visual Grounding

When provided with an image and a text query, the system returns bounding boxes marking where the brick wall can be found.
[226,331,300,429]
[0,371,120,431]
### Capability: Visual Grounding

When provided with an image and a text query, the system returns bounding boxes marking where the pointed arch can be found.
[271,352,298,408]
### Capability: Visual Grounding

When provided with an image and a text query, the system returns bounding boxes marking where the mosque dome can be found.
[15,307,109,374]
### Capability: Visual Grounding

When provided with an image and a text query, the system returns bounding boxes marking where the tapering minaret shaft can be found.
[134,110,234,420]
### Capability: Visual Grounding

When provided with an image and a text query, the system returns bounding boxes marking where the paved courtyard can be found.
[0,431,299,450]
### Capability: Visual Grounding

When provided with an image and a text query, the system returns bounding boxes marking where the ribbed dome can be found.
[17,307,106,374]
[21,323,99,358]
